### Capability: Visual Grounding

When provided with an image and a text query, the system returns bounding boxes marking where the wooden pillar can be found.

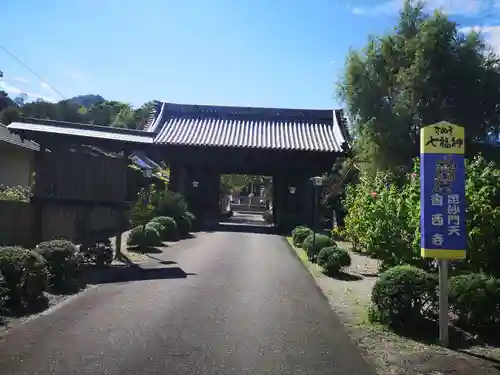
[32,144,46,244]
[115,149,132,260]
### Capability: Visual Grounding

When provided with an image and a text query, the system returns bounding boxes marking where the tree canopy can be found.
[339,0,500,172]
[0,89,154,130]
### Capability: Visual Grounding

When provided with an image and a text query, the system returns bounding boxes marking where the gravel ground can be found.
[286,237,500,375]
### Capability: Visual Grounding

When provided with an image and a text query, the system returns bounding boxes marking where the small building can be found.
[0,123,39,187]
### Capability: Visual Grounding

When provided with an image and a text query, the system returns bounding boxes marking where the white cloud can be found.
[0,81,57,103]
[461,25,500,53]
[352,0,495,17]
[40,82,51,90]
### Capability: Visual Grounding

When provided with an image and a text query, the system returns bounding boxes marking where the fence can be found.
[0,200,35,247]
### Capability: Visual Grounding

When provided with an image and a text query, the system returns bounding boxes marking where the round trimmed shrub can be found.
[292,226,313,247]
[0,246,49,310]
[150,216,178,240]
[370,265,437,328]
[175,215,192,237]
[146,221,166,240]
[317,246,351,275]
[302,233,333,261]
[127,226,161,248]
[34,240,83,293]
[449,273,500,329]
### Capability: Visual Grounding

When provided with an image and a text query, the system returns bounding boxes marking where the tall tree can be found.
[338,0,500,172]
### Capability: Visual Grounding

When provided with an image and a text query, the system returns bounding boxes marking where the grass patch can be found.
[286,236,323,277]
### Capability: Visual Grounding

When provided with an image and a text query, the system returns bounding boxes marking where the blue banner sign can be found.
[420,122,466,260]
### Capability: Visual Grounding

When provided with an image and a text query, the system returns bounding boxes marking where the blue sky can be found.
[1,0,499,109]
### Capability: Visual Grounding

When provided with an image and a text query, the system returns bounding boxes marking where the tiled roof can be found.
[148,102,348,152]
[8,118,154,144]
[0,123,39,151]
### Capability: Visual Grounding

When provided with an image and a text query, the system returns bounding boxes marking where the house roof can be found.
[8,118,155,144]
[0,123,39,151]
[147,102,348,152]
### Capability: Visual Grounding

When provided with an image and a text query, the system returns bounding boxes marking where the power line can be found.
[0,43,66,99]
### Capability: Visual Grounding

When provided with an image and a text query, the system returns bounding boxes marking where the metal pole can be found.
[438,259,449,347]
[312,187,318,253]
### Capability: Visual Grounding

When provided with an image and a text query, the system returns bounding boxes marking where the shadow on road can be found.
[85,265,196,284]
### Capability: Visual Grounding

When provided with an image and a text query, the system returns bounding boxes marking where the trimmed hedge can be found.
[0,246,49,311]
[150,216,178,240]
[302,233,333,261]
[317,246,351,275]
[127,226,162,248]
[175,216,192,237]
[292,226,313,247]
[370,265,437,328]
[449,273,500,329]
[34,240,83,293]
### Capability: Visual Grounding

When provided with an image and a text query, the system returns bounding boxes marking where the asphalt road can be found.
[0,228,375,375]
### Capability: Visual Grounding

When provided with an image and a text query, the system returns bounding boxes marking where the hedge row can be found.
[369,265,500,333]
[127,214,194,248]
[0,239,108,315]
[292,226,351,276]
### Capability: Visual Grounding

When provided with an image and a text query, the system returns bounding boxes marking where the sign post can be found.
[420,121,466,347]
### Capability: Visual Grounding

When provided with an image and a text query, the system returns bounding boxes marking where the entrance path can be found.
[0,231,375,375]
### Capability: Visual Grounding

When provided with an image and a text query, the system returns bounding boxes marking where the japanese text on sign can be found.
[421,121,465,154]
[420,122,466,260]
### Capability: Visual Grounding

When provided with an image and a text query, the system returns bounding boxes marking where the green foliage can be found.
[449,274,500,329]
[34,240,83,294]
[0,185,31,202]
[0,86,154,129]
[0,271,8,313]
[370,265,437,328]
[175,216,192,237]
[0,246,49,311]
[343,155,500,276]
[184,211,196,222]
[339,1,500,172]
[146,221,166,238]
[130,186,155,226]
[343,161,427,271]
[292,226,313,247]
[302,234,333,261]
[79,239,113,268]
[127,226,162,248]
[150,216,178,240]
[152,190,189,219]
[317,246,351,275]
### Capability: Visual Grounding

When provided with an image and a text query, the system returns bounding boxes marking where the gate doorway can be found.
[219,174,273,228]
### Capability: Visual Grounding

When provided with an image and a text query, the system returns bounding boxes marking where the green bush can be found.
[302,234,333,261]
[370,265,437,328]
[150,216,178,240]
[449,273,500,329]
[152,191,189,218]
[292,226,313,247]
[146,221,166,239]
[342,155,500,275]
[0,246,49,311]
[317,246,351,275]
[175,215,192,237]
[34,240,83,293]
[79,239,113,268]
[127,226,161,248]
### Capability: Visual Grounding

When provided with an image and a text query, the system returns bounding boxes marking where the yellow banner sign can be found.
[420,121,465,155]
